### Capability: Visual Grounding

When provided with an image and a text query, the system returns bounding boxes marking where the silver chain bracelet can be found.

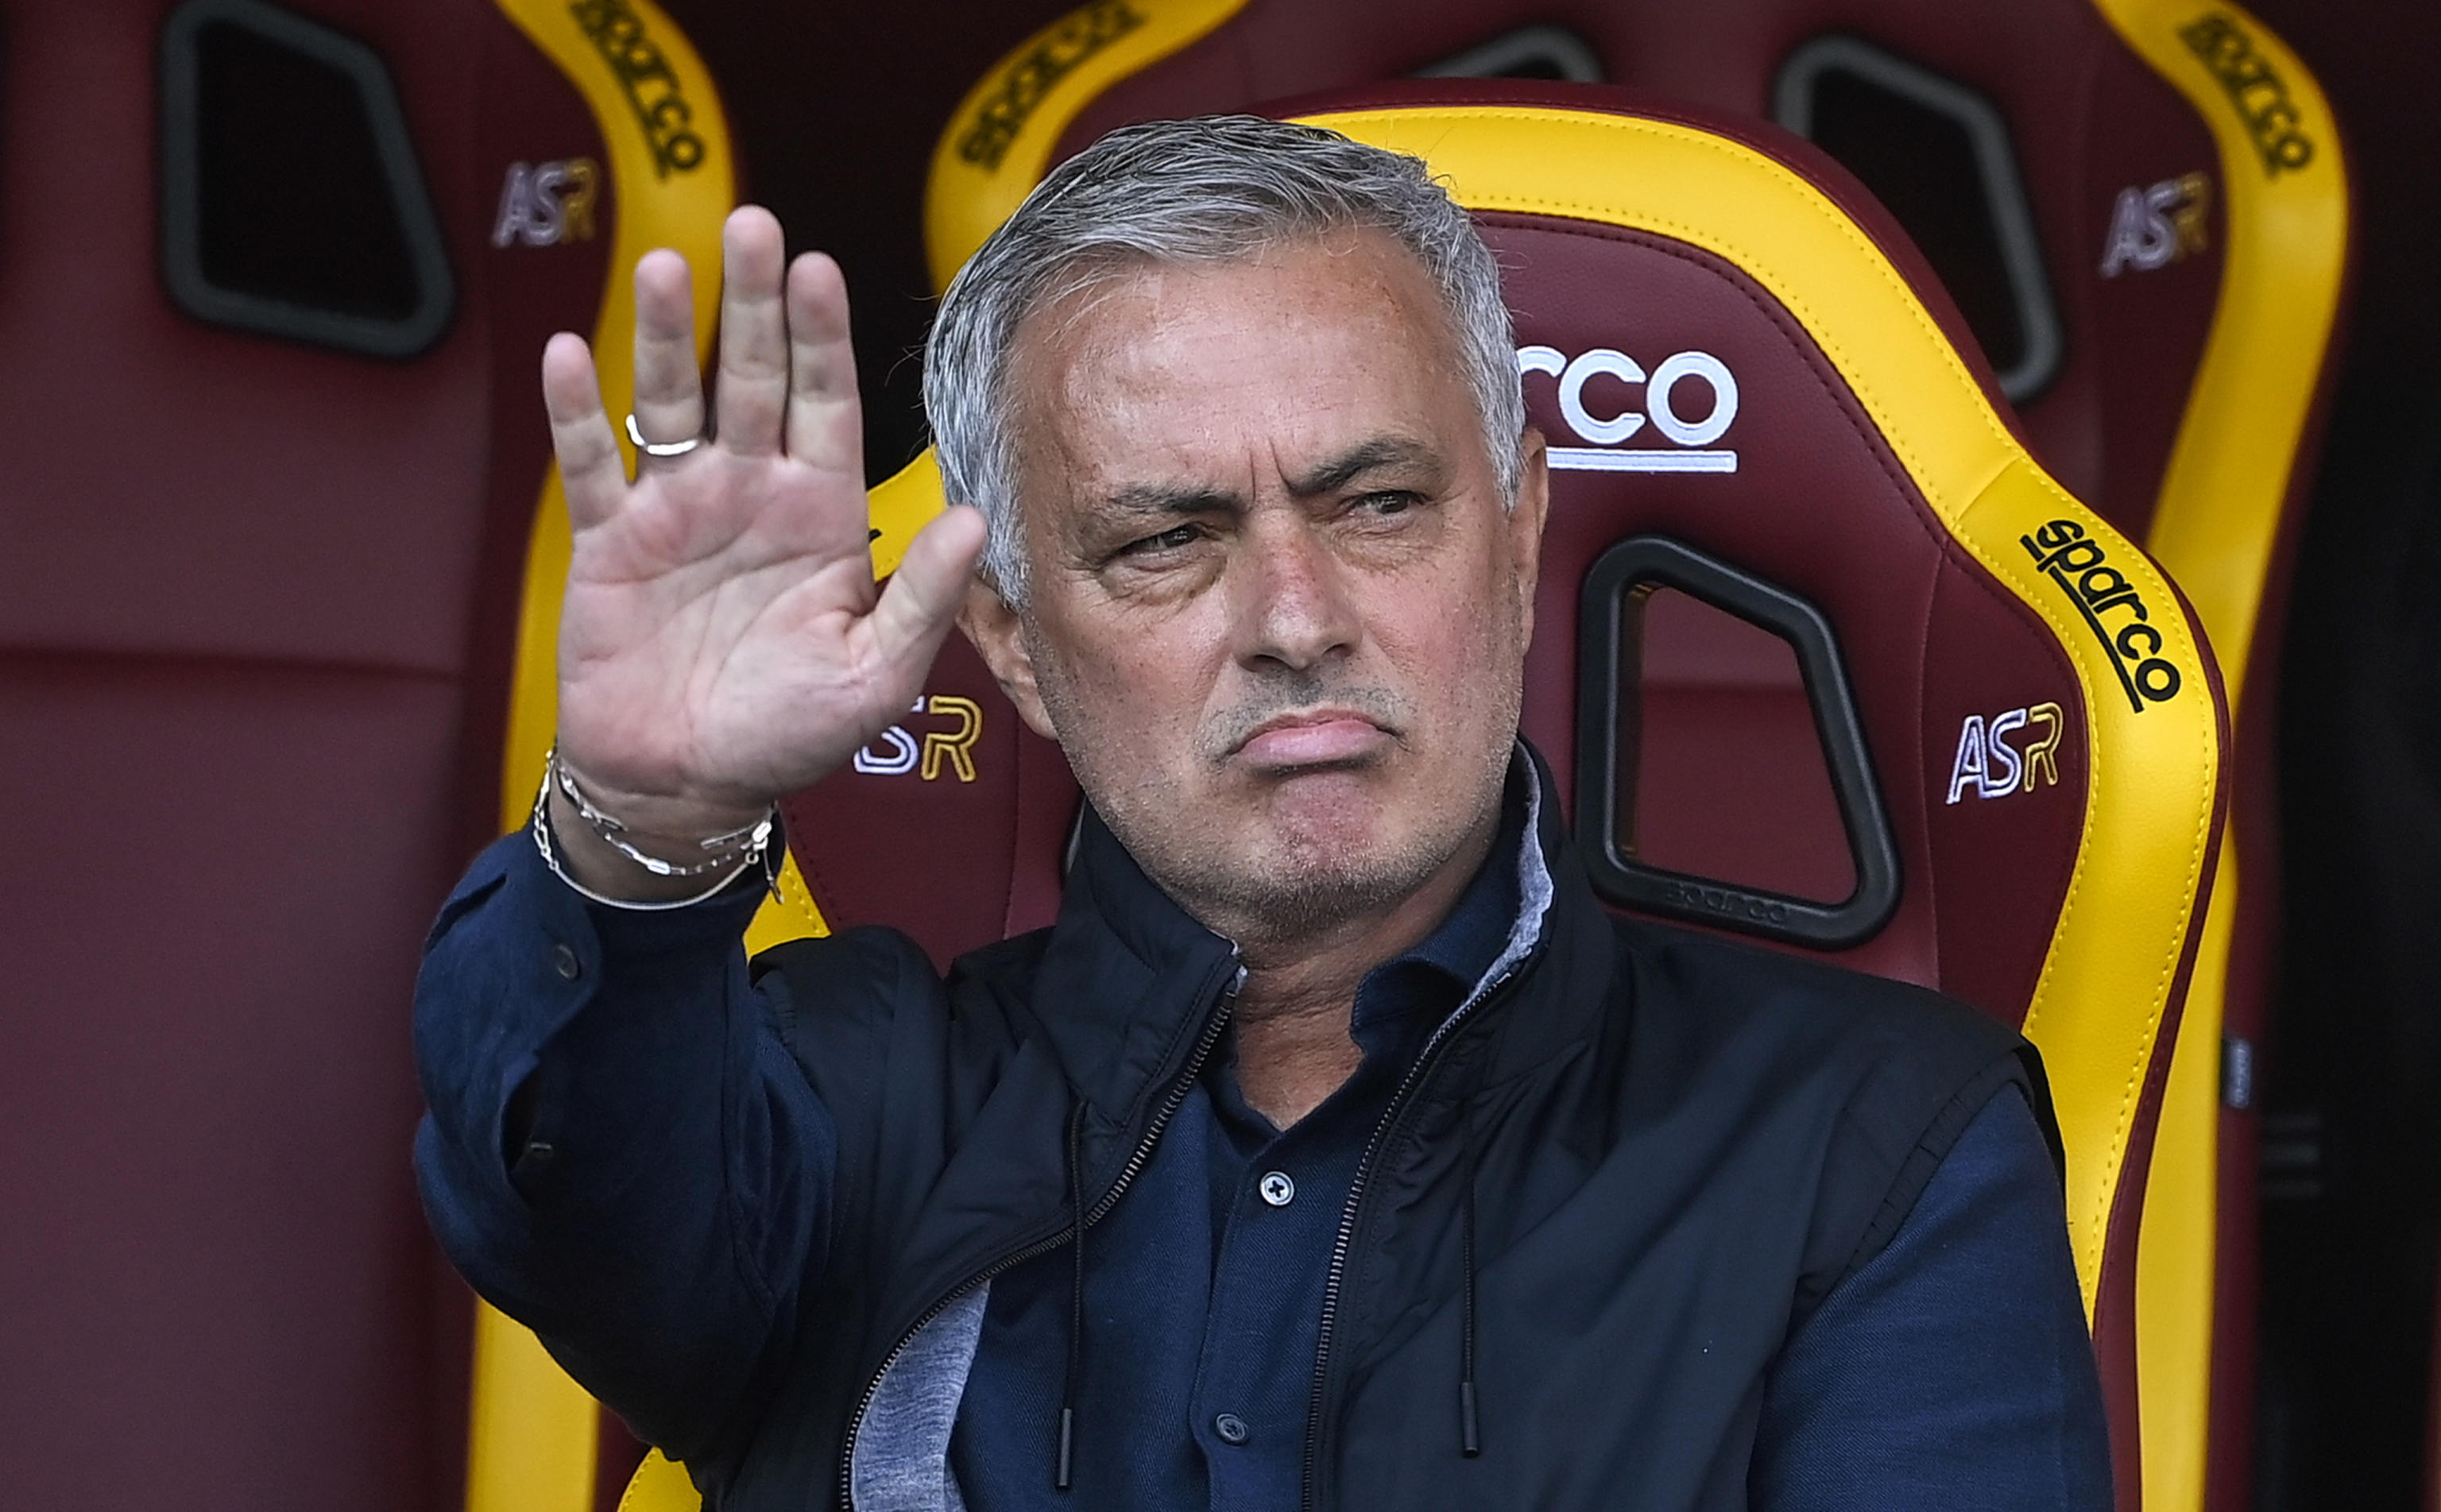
[547,745,774,878]
[530,749,779,911]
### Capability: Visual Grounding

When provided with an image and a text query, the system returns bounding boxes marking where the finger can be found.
[711,206,791,457]
[541,332,628,530]
[630,248,703,448]
[862,505,988,699]
[783,250,863,477]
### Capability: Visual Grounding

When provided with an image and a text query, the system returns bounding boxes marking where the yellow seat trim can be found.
[478,2,737,1510]
[489,21,970,1504]
[923,0,1253,293]
[617,1450,698,1512]
[1280,103,2222,1317]
[2083,6,2349,1510]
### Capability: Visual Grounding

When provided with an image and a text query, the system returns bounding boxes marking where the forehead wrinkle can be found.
[1104,431,1438,524]
[1009,232,1472,555]
[1283,435,1442,498]
[1099,481,1246,519]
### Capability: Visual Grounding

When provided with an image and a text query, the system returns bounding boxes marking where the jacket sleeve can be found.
[1747,1085,2114,1510]
[412,829,837,1460]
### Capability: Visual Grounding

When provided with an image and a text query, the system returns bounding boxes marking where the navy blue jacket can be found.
[415,764,2107,1510]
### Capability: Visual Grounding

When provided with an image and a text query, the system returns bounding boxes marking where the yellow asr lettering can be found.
[921,696,983,783]
[2022,702,2066,790]
[559,158,599,241]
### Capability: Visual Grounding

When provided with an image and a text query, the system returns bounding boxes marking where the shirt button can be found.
[1213,1412,1251,1445]
[551,942,582,980]
[1258,1170,1295,1208]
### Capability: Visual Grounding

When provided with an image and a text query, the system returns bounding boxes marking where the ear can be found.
[957,578,1060,741]
[1507,427,1552,647]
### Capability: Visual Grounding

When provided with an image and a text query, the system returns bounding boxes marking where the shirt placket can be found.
[1189,1103,1366,1512]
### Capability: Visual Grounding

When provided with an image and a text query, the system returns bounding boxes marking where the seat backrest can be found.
[0,0,719,1506]
[729,82,2230,1512]
[916,12,2346,1506]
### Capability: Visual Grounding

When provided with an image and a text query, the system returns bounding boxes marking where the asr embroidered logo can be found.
[853,695,985,782]
[2099,172,2211,277]
[2020,520,2185,713]
[492,159,600,248]
[1946,704,2068,804]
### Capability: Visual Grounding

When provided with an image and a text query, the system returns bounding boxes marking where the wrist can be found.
[551,753,776,845]
[538,751,778,905]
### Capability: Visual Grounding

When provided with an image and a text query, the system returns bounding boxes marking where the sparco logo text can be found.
[2020,520,2184,712]
[1517,345,1741,474]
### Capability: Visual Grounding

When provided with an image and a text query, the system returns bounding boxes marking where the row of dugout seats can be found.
[510,4,2346,1510]
[0,1,2345,1510]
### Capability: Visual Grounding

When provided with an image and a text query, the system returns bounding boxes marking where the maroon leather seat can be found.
[913,11,2350,1505]
[763,79,2230,1512]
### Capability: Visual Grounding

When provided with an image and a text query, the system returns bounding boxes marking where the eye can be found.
[1353,490,1421,517]
[1120,523,1201,556]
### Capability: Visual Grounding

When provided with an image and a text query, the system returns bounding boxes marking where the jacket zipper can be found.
[1299,959,1531,1511]
[834,957,1245,1510]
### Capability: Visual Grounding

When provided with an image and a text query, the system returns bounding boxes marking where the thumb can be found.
[862,504,990,690]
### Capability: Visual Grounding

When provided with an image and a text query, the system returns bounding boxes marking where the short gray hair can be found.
[923,114,1525,604]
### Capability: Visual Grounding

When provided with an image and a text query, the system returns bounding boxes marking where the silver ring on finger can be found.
[625,412,706,458]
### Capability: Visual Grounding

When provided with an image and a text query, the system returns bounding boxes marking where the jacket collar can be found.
[1027,806,1241,1130]
[1470,744,1559,1007]
[1026,742,1600,1130]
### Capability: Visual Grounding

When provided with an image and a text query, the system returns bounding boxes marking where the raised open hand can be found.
[542,207,985,864]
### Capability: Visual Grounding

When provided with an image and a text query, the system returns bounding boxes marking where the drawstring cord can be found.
[1459,1104,1483,1459]
[1058,1105,1086,1491]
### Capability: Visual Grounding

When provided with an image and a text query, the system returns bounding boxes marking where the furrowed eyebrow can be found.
[1286,437,1439,497]
[1098,482,1244,519]
[1091,437,1441,520]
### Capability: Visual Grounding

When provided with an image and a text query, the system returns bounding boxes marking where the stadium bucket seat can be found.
[0,0,724,1506]
[917,8,2349,1506]
[600,79,2230,1510]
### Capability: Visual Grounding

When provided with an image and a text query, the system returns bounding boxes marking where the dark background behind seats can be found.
[2240,0,2441,1506]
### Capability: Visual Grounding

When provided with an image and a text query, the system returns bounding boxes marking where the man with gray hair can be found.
[416,116,2109,1509]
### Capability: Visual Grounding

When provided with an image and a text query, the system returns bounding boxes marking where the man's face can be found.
[961,229,1549,948]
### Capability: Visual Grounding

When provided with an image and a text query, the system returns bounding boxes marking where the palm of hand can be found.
[543,207,985,833]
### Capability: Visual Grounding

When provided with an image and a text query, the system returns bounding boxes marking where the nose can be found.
[1228,509,1361,673]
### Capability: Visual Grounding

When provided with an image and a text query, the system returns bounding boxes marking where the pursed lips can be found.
[1228,708,1395,767]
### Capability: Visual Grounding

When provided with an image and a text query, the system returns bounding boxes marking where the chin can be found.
[1089,741,1503,941]
[1201,847,1428,936]
[1251,756,1395,815]
[1242,767,1414,856]
[1209,802,1446,922]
